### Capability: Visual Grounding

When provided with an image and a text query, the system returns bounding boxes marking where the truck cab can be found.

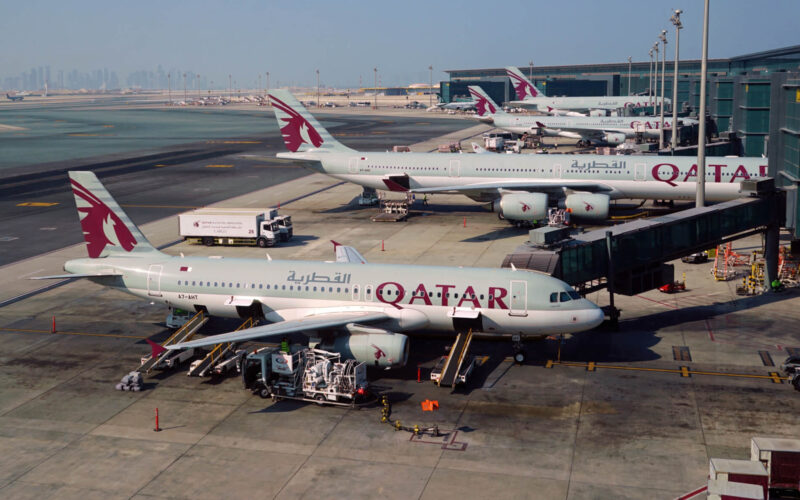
[241,347,280,397]
[274,215,293,241]
[258,221,279,248]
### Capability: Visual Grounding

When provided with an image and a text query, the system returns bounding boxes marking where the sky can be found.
[2,0,799,88]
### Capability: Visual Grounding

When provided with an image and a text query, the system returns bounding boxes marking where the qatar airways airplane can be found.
[32,171,604,365]
[505,66,669,112]
[468,86,696,146]
[269,89,767,222]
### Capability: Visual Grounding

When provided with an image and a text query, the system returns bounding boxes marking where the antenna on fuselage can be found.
[511,263,517,271]
[266,253,272,261]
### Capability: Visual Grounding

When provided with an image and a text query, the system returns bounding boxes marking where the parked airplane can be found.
[6,93,24,102]
[32,171,604,364]
[505,66,669,112]
[269,90,767,223]
[469,86,694,146]
[429,96,476,112]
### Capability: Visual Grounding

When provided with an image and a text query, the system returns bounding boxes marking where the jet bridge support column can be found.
[764,222,780,291]
[605,231,619,329]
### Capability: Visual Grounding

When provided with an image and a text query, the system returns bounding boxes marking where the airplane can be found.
[269,89,768,223]
[6,93,24,102]
[505,66,670,112]
[32,171,604,364]
[428,96,476,112]
[469,86,696,146]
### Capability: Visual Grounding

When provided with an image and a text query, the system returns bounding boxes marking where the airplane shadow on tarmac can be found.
[275,234,318,248]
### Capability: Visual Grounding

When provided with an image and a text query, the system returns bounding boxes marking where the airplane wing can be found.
[411,180,614,196]
[331,240,367,264]
[167,310,389,350]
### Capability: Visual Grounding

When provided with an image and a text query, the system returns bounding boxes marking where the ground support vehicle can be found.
[179,208,290,247]
[242,347,369,407]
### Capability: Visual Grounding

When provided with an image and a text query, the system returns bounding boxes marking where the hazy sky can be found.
[3,0,799,87]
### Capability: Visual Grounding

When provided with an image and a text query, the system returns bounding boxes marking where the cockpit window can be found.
[559,292,571,302]
[568,291,581,300]
[550,292,558,303]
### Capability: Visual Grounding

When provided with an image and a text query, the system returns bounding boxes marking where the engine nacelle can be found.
[564,193,610,220]
[316,331,409,369]
[601,132,627,145]
[493,192,548,222]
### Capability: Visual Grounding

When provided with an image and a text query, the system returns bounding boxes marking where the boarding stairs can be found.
[437,329,474,387]
[187,317,257,377]
[138,310,208,373]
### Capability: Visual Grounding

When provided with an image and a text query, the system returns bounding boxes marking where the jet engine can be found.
[493,192,548,222]
[316,330,409,369]
[601,132,627,145]
[564,193,610,220]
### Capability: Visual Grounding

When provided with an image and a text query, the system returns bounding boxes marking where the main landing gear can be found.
[512,334,526,364]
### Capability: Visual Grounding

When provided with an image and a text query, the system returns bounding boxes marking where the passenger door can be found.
[448,160,460,177]
[634,163,646,181]
[147,265,163,297]
[349,157,359,173]
[509,280,527,317]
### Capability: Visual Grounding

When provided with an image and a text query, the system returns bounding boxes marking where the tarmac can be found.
[0,103,799,499]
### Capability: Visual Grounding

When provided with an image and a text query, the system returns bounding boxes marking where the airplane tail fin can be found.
[268,90,354,153]
[505,66,546,99]
[68,171,163,259]
[467,86,505,119]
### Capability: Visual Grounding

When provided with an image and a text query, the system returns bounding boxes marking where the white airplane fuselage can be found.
[67,255,603,337]
[493,115,681,140]
[509,96,670,112]
[281,150,767,203]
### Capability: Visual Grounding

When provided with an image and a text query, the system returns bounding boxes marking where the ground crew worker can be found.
[280,337,289,353]
[422,194,428,206]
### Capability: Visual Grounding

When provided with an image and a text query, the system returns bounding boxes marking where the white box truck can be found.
[179,208,281,247]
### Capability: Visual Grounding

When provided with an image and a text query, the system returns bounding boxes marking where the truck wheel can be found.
[257,237,268,248]
[314,394,326,406]
[203,237,214,246]
[259,387,271,399]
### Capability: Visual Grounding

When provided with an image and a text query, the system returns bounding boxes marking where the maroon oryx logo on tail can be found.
[506,69,539,99]
[270,95,324,152]
[71,179,137,258]
[469,88,496,117]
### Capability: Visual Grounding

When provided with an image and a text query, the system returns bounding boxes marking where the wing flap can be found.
[168,310,389,350]
[412,180,613,195]
[30,272,123,280]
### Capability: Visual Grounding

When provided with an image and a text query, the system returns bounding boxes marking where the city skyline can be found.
[2,0,799,90]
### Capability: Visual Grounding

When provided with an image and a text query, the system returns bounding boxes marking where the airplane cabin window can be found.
[337,287,341,292]
[214,282,218,287]
[192,281,196,286]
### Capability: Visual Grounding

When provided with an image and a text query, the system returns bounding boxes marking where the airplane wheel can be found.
[514,350,525,364]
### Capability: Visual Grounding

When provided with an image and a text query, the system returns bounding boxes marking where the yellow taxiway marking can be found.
[154,164,168,167]
[206,164,234,168]
[0,327,147,339]
[17,202,59,207]
[548,360,792,383]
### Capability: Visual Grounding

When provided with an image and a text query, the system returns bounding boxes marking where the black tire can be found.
[259,387,270,399]
[203,237,214,246]
[314,394,326,406]
[257,237,268,248]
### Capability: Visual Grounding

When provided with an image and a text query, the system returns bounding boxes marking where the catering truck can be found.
[179,208,292,247]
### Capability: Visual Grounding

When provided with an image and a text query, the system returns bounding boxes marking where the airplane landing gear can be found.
[512,334,525,365]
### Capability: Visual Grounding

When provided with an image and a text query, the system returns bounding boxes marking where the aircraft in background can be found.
[6,92,24,102]
[32,171,603,364]
[270,90,767,224]
[428,96,476,112]
[469,86,696,146]
[505,66,669,112]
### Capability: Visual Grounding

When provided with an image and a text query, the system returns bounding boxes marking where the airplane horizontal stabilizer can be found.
[30,271,123,280]
[168,310,390,350]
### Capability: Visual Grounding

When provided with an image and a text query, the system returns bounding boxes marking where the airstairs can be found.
[437,329,474,387]
[187,317,257,377]
[138,310,208,373]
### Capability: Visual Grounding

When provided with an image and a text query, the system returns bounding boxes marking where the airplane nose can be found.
[585,306,605,329]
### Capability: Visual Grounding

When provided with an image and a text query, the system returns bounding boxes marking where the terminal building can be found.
[443,45,800,244]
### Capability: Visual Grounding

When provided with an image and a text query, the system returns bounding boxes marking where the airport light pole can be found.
[627,56,632,95]
[653,42,659,115]
[196,74,200,100]
[228,74,232,100]
[183,73,187,102]
[648,49,653,109]
[316,69,320,108]
[659,31,667,150]
[266,72,270,105]
[167,73,171,105]
[373,67,377,109]
[529,60,533,81]
[429,65,433,108]
[258,74,261,98]
[670,9,683,150]
[697,0,710,208]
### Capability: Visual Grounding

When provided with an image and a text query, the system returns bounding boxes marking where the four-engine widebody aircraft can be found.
[33,171,604,365]
[505,66,669,112]
[270,89,767,223]
[468,86,696,146]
